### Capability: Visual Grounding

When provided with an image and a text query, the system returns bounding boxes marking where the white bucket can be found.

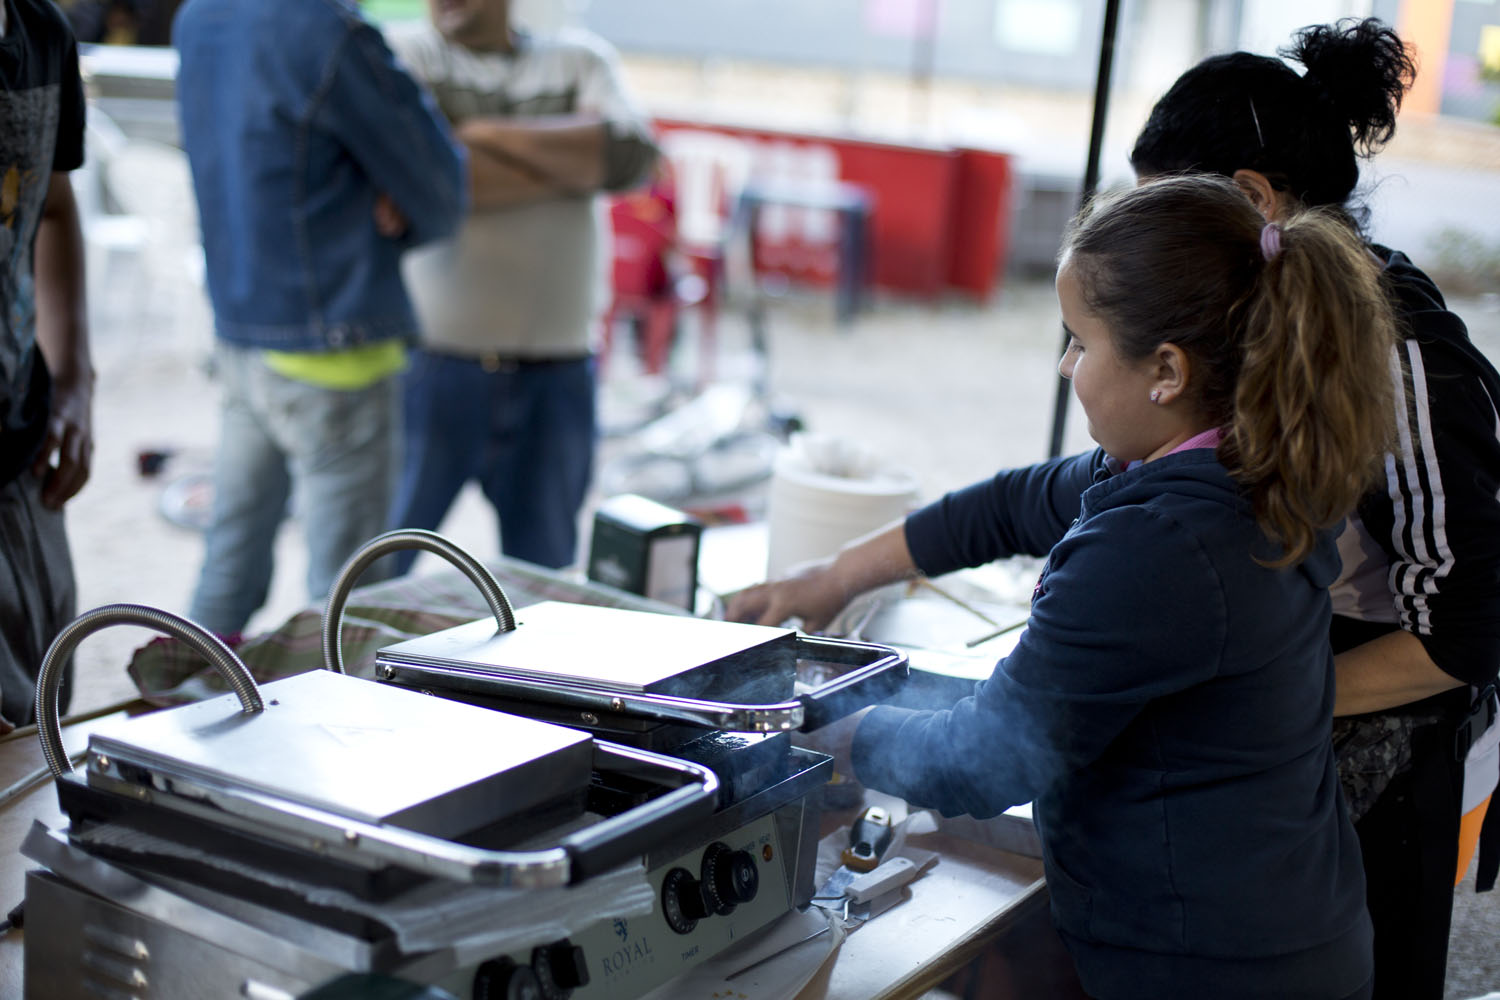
[765,434,920,578]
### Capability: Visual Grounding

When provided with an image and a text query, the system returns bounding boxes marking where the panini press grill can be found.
[337,531,910,998]
[21,600,719,999]
[21,530,908,999]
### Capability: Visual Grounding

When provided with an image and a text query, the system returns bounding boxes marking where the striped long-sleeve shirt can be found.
[386,22,659,359]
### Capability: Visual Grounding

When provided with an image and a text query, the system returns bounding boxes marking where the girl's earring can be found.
[1150,389,1163,403]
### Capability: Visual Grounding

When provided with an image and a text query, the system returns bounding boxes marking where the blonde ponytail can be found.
[1225,214,1396,564]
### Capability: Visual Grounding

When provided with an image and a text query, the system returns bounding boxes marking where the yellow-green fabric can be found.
[262,341,406,390]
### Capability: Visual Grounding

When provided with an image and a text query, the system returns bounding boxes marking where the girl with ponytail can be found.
[742,172,1388,999]
[750,173,1392,1000]
[983,173,1388,997]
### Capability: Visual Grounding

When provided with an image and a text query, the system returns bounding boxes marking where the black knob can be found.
[531,939,589,999]
[660,865,708,934]
[700,841,759,916]
[472,958,543,1000]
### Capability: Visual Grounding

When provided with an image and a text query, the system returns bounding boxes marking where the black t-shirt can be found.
[1,0,86,484]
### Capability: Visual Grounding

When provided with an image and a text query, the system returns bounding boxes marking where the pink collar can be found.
[1167,427,1223,455]
[1123,428,1222,471]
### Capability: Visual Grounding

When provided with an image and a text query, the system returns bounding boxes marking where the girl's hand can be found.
[724,557,850,634]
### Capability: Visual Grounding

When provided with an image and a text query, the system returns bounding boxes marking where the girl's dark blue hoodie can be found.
[853,448,1372,1000]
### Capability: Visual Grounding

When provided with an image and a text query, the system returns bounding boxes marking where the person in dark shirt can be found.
[0,0,93,731]
[173,0,466,636]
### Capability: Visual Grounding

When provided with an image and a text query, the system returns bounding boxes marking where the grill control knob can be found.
[700,841,759,916]
[661,865,709,934]
[473,958,543,1000]
[531,939,589,999]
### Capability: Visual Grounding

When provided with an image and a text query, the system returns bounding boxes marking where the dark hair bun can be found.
[1283,18,1417,154]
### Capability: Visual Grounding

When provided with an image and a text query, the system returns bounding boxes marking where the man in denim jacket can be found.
[174,0,466,636]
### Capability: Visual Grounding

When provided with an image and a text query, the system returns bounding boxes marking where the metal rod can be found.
[724,923,834,980]
[0,694,144,746]
[910,577,1003,628]
[0,750,88,812]
[964,618,1029,649]
[1047,0,1122,458]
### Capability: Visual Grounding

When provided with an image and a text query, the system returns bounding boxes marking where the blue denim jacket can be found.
[173,0,467,351]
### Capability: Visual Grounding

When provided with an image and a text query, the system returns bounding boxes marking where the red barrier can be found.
[949,148,1014,301]
[653,119,1012,301]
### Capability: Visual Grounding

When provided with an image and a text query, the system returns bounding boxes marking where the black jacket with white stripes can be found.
[1329,249,1500,715]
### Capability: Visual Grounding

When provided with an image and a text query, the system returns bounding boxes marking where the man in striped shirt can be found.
[387,0,659,573]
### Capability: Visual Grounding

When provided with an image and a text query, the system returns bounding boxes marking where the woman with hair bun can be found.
[1133,20,1500,1000]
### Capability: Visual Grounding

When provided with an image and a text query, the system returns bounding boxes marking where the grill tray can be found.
[85,669,593,838]
[378,601,798,703]
[59,667,719,889]
[376,601,910,736]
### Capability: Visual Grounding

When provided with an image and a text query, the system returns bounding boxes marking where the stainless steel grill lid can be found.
[85,669,594,838]
[377,601,799,702]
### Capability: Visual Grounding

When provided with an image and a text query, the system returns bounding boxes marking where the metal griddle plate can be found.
[84,670,593,838]
[377,601,800,702]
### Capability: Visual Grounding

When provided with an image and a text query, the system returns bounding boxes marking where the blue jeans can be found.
[189,343,397,635]
[389,350,596,573]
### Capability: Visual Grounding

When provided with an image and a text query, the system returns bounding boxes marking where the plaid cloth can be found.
[128,556,686,706]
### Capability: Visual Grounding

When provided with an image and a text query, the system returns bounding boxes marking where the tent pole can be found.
[1047,0,1122,458]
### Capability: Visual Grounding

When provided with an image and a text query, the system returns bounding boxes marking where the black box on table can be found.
[586,494,702,611]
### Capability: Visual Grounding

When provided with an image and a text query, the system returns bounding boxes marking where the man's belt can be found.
[427,349,589,374]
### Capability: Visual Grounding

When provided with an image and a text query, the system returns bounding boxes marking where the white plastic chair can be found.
[82,104,207,357]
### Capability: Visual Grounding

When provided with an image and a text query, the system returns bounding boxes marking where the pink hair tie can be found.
[1259,222,1283,261]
